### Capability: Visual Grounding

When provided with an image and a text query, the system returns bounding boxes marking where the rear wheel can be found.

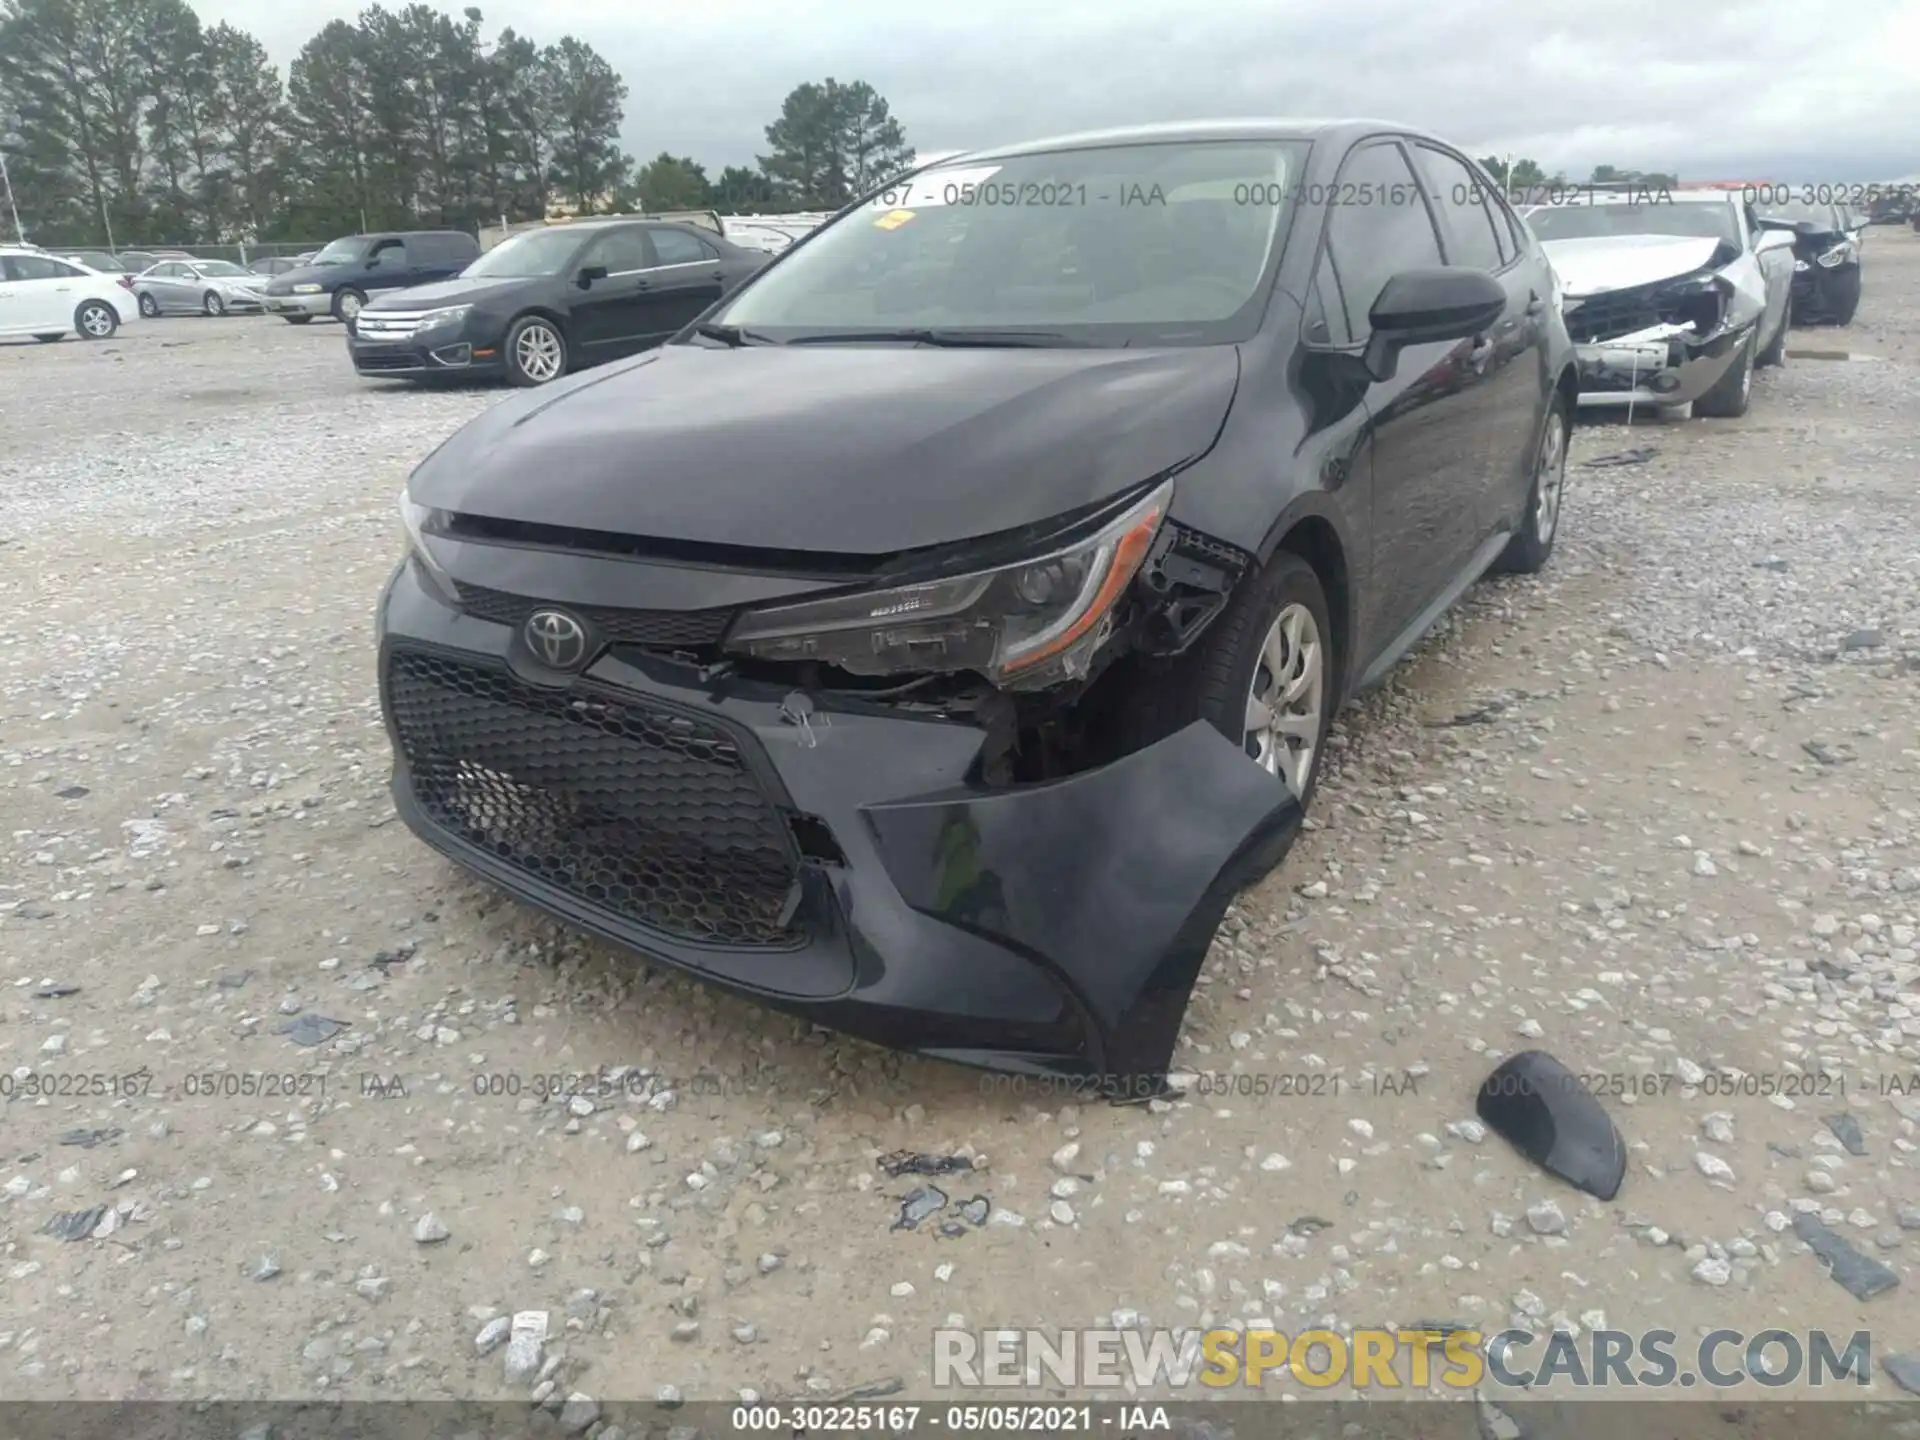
[1493,395,1569,575]
[504,315,568,386]
[137,292,160,318]
[75,300,118,339]
[1693,329,1755,418]
[203,290,226,317]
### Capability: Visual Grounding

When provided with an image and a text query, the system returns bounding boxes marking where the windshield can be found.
[1758,198,1842,230]
[312,237,368,266]
[195,260,248,277]
[1526,200,1740,246]
[706,139,1311,346]
[461,227,587,278]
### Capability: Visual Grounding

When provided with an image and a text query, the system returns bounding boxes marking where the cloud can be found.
[196,0,1920,179]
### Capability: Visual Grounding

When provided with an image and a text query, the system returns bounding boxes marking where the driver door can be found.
[570,227,660,357]
[363,238,410,294]
[1744,200,1793,339]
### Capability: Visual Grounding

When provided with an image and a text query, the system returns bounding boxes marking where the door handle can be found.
[633,279,652,291]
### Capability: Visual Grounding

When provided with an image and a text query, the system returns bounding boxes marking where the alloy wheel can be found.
[80,304,115,337]
[138,293,158,317]
[204,292,225,316]
[1244,603,1324,801]
[1535,407,1568,543]
[515,323,564,383]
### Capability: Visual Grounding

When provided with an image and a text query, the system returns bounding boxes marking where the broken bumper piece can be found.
[376,558,1302,1091]
[1569,320,1746,408]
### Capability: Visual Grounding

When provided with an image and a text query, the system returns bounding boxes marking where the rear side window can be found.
[6,254,82,281]
[1410,146,1507,272]
[1322,142,1444,339]
[585,228,652,274]
[648,228,713,266]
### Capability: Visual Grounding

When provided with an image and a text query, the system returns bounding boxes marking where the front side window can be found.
[1323,142,1445,339]
[311,237,368,266]
[586,229,652,274]
[705,138,1312,346]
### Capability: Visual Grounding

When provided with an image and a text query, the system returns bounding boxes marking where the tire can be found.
[1121,551,1335,812]
[203,290,226,317]
[332,288,365,326]
[1492,395,1570,575]
[137,292,160,318]
[75,300,119,340]
[1755,308,1787,367]
[1830,272,1861,326]
[503,315,568,386]
[1693,328,1755,418]
[283,314,314,325]
[33,333,64,343]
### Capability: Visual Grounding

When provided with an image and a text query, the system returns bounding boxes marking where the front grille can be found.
[1565,278,1719,344]
[453,582,734,650]
[356,313,427,340]
[355,350,423,372]
[386,649,802,948]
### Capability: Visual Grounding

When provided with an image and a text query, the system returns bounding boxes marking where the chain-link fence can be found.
[37,239,331,269]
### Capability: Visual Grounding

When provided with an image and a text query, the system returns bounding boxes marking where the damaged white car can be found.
[1522,189,1795,418]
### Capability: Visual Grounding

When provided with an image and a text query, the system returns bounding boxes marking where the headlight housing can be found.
[415,304,472,331]
[725,479,1174,689]
[292,283,321,294]
[400,489,455,598]
[1816,242,1855,268]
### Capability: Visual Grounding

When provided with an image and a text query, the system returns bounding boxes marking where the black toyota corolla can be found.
[379,120,1580,1089]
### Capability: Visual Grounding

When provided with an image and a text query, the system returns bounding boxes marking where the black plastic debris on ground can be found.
[1825,1112,1868,1156]
[33,984,81,999]
[43,1206,109,1241]
[1811,959,1853,982]
[893,1185,949,1231]
[216,969,254,990]
[60,1127,124,1149]
[55,785,90,800]
[878,1150,974,1178]
[277,1014,348,1047]
[10,906,55,921]
[370,941,417,972]
[1288,1215,1333,1236]
[1580,446,1657,469]
[1795,1211,1899,1300]
[1476,1049,1627,1201]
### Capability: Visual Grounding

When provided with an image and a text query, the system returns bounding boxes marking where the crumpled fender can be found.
[863,720,1302,1088]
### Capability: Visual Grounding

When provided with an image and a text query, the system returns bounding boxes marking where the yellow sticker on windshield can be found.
[873,209,916,230]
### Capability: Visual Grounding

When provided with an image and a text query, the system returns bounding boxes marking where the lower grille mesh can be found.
[386,649,801,947]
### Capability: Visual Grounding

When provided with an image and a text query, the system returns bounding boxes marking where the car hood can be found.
[409,342,1241,555]
[363,276,525,309]
[1541,235,1729,296]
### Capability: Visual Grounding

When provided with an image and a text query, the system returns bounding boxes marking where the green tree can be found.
[285,18,376,235]
[542,36,628,212]
[205,22,286,239]
[713,164,773,211]
[758,78,912,208]
[632,151,709,211]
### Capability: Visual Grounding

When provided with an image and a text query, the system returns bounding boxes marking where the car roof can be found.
[946,118,1452,164]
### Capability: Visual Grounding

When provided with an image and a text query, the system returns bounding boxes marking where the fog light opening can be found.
[431,344,473,367]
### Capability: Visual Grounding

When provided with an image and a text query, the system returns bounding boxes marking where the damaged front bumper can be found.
[375,559,1301,1091]
[1566,319,1747,408]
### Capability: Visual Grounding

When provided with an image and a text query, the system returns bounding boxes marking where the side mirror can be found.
[1360,267,1507,382]
[364,256,381,269]
[577,264,608,288]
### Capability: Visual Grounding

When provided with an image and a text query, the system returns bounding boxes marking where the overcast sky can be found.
[197,0,1920,182]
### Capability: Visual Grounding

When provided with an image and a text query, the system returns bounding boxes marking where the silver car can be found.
[1523,188,1796,419]
[132,259,269,317]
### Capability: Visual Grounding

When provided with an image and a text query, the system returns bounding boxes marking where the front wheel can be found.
[1120,551,1334,812]
[1755,308,1788,367]
[504,315,568,386]
[1693,329,1755,418]
[137,292,160,318]
[1493,395,1570,575]
[332,288,365,326]
[203,290,226,317]
[75,300,119,339]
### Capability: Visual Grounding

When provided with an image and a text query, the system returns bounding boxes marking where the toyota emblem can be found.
[524,608,591,670]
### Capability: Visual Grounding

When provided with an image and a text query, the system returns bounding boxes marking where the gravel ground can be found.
[2,234,1918,1416]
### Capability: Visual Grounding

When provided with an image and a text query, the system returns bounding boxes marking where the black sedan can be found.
[378,121,1579,1088]
[1759,199,1863,325]
[349,219,766,385]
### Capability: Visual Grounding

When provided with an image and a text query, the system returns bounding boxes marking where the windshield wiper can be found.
[690,322,779,347]
[784,327,1087,348]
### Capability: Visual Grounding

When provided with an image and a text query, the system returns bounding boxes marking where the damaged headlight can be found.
[1816,241,1856,268]
[399,489,455,598]
[726,480,1174,688]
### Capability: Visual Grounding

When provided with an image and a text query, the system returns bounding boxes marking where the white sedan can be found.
[0,247,138,342]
